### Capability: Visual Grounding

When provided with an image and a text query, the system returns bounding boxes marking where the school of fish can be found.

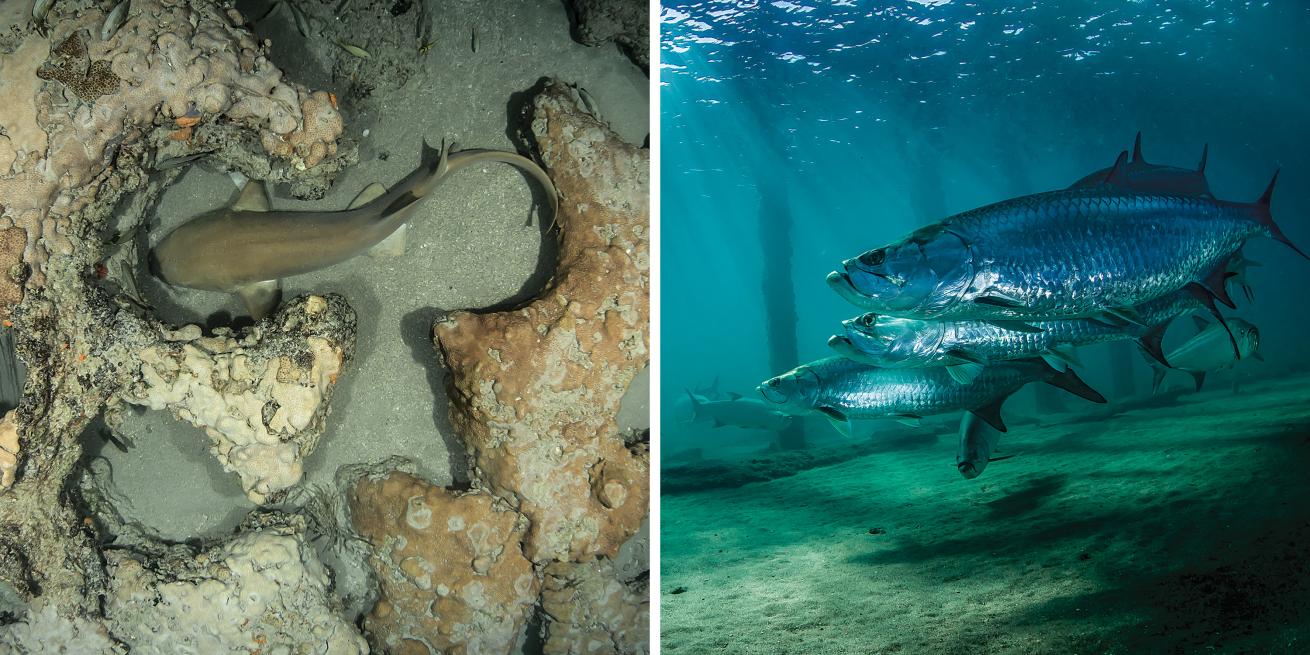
[760,133,1296,477]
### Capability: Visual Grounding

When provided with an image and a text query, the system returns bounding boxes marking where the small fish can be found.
[832,155,1302,324]
[682,390,793,432]
[101,0,128,41]
[956,412,1012,480]
[758,357,1105,436]
[151,141,557,319]
[337,40,370,58]
[1151,316,1261,393]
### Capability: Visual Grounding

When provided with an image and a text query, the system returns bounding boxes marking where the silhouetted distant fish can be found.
[1151,316,1261,393]
[684,390,794,431]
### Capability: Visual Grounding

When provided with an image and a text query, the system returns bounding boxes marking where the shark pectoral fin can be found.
[891,414,922,428]
[349,182,388,209]
[969,397,1009,433]
[366,223,409,258]
[816,406,852,437]
[946,362,985,385]
[232,180,271,212]
[236,280,282,320]
[985,319,1044,334]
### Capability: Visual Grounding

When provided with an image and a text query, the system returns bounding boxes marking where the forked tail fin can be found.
[1251,169,1309,261]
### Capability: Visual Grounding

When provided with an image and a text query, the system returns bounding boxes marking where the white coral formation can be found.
[0,410,17,492]
[120,295,351,503]
[105,523,367,655]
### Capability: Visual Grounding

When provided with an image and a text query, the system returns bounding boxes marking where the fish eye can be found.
[858,249,885,267]
[767,379,779,387]
[860,313,876,327]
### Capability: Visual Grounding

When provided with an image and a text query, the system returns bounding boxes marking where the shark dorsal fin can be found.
[232,181,270,212]
[349,182,388,210]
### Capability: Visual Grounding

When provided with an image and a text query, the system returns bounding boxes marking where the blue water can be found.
[661,0,1310,456]
[660,3,1310,652]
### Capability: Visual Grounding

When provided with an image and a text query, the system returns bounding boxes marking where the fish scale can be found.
[940,188,1259,319]
[802,357,1042,419]
[838,275,1205,368]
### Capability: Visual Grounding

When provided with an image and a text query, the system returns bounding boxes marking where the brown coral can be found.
[350,471,538,655]
[541,560,650,655]
[434,81,649,564]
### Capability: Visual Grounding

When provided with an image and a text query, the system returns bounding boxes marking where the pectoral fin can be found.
[817,406,852,437]
[366,223,409,258]
[973,290,1024,309]
[236,280,282,320]
[946,362,985,385]
[1188,371,1207,392]
[944,348,988,366]
[232,180,271,212]
[891,414,922,428]
[969,396,1010,433]
[349,182,388,209]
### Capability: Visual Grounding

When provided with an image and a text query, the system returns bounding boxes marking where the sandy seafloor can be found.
[661,373,1310,654]
[88,0,649,543]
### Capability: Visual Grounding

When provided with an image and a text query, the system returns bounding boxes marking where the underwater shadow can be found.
[400,306,468,485]
[984,473,1068,519]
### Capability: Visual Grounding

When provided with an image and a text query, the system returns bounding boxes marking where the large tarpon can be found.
[827,279,1226,382]
[757,356,1105,435]
[829,153,1303,324]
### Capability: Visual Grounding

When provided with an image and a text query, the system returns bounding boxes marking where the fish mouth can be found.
[758,383,787,405]
[957,462,980,479]
[826,270,870,306]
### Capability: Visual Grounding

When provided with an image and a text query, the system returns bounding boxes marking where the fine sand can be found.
[662,373,1310,654]
[93,0,649,542]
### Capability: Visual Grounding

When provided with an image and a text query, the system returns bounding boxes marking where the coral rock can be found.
[120,295,355,503]
[566,0,650,72]
[541,559,650,655]
[350,471,538,655]
[0,410,18,492]
[105,519,367,654]
[435,81,649,564]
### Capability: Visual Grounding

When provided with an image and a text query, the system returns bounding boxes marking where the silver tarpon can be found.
[829,153,1301,326]
[758,356,1105,435]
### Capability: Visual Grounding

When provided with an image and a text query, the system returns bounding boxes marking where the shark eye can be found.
[858,249,885,267]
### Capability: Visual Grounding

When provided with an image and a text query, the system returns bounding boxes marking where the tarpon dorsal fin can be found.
[1102,150,1130,186]
[349,182,388,209]
[236,280,281,320]
[232,181,270,212]
[1130,131,1145,164]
